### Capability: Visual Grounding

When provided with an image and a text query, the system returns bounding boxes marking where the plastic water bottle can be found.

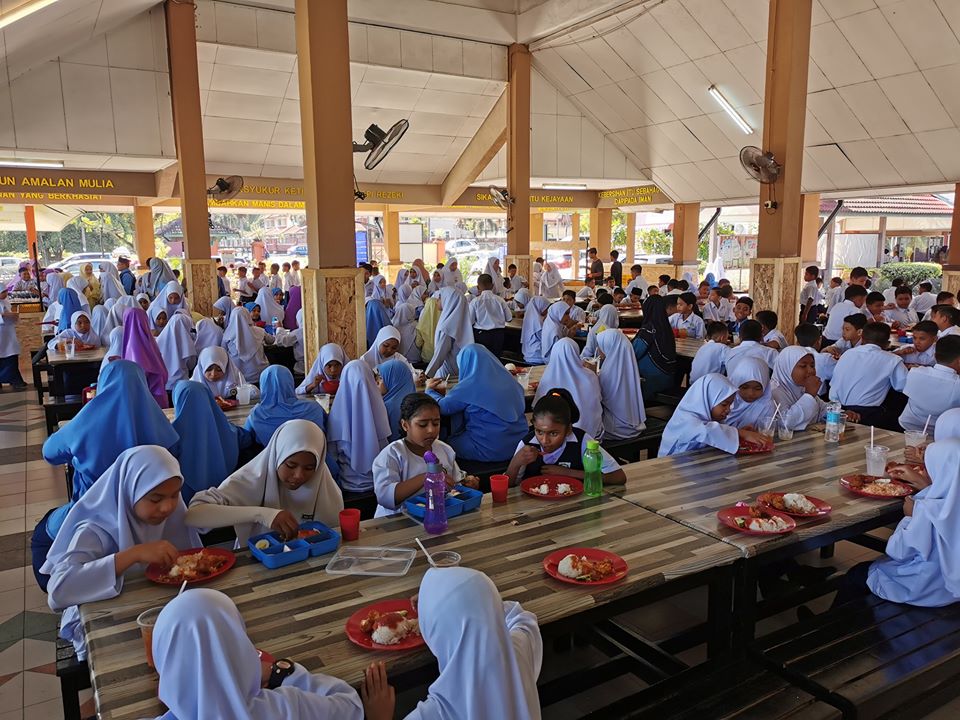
[825,402,842,444]
[422,450,448,534]
[271,316,280,330]
[583,440,603,497]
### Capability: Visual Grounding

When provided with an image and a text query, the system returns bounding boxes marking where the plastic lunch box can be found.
[248,522,340,568]
[403,485,482,520]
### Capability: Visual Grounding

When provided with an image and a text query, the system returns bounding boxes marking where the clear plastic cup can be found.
[64,338,75,359]
[865,445,889,476]
[759,416,776,438]
[137,606,165,669]
[431,551,461,567]
[904,430,928,449]
[778,420,794,441]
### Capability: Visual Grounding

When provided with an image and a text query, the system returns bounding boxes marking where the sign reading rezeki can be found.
[596,184,671,208]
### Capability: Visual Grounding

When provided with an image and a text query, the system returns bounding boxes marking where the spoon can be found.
[415,537,437,568]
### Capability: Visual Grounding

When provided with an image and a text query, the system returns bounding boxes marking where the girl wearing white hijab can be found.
[580,304,619,359]
[187,419,344,545]
[442,259,463,287]
[47,310,101,351]
[724,357,776,430]
[194,317,224,353]
[540,301,575,361]
[213,296,234,327]
[392,301,421,364]
[534,338,603,438]
[135,292,151,312]
[150,279,186,319]
[425,287,474,378]
[327,360,391,493]
[509,287,531,313]
[298,342,348,395]
[100,326,124,372]
[659,374,767,457]
[254,286,285,328]
[191,346,245,399]
[483,257,505,295]
[67,276,91,311]
[148,301,169,335]
[538,261,564,299]
[521,296,550,365]
[272,308,305,374]
[101,295,136,338]
[362,325,415,376]
[90,305,109,341]
[42,446,200,659]
[596,330,646,440]
[222,306,269,383]
[157,313,198,391]
[770,347,828,431]
[427,270,443,295]
[152,589,363,720]
[402,567,542,720]
[98,262,125,302]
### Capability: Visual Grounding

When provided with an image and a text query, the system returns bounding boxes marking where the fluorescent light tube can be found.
[0,159,65,169]
[0,0,61,31]
[542,183,586,190]
[708,85,752,134]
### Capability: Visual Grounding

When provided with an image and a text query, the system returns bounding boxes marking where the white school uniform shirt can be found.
[268,273,283,292]
[626,276,649,297]
[575,286,596,302]
[829,344,908,406]
[799,280,818,307]
[372,439,461,517]
[668,311,706,339]
[938,325,960,338]
[763,328,789,350]
[219,275,232,298]
[702,301,726,322]
[568,305,587,324]
[882,287,899,304]
[469,290,512,330]
[910,292,938,315]
[665,288,682,296]
[690,340,728,383]
[235,277,255,297]
[724,340,777,373]
[899,364,960,432]
[823,299,866,340]
[885,306,918,326]
[512,432,618,482]
[826,283,845,312]
[507,273,526,290]
[812,350,837,392]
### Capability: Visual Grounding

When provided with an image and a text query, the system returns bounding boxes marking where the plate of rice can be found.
[717,506,796,535]
[520,475,583,499]
[345,599,424,651]
[840,474,914,498]
[757,492,831,517]
[543,547,627,585]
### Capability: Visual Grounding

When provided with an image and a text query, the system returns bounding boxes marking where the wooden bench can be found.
[601,417,668,463]
[43,397,82,436]
[653,387,687,407]
[754,594,960,720]
[545,658,840,719]
[31,347,51,404]
[56,636,90,720]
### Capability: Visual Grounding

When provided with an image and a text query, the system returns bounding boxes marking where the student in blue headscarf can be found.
[56,287,82,333]
[705,272,718,289]
[379,358,416,441]
[425,344,528,461]
[244,365,327,446]
[171,381,252,504]
[365,298,391,349]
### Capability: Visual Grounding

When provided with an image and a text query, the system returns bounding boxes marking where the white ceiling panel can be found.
[823,0,879,20]
[838,139,903,186]
[555,44,614,89]
[594,84,650,128]
[641,70,702,119]
[573,89,630,133]
[209,65,289,98]
[355,83,421,112]
[807,144,867,188]
[881,0,960,70]
[875,133,945,184]
[625,12,687,68]
[603,27,660,77]
[650,1,720,60]
[578,38,635,83]
[920,65,960,127]
[835,9,916,79]
[809,22,872,87]
[876,72,953,132]
[270,123,301,147]
[206,91,283,122]
[681,0,753,51]
[204,117,275,144]
[672,162,723,199]
[681,115,739,158]
[914,127,960,179]
[806,89,869,142]
[617,76,676,124]
[839,81,909,138]
[723,43,766,95]
[665,62,718,115]
[694,53,761,108]
[658,120,713,162]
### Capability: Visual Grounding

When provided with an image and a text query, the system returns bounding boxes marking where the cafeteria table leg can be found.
[820,543,835,559]
[706,569,734,658]
[732,561,758,648]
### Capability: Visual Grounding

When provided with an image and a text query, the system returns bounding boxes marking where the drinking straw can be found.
[922,414,932,436]
[415,537,437,567]
[178,580,187,597]
[870,426,875,448]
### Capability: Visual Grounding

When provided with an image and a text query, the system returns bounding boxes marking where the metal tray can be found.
[324,545,416,576]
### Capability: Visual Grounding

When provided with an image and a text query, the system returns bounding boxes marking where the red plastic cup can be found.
[339,509,361,541]
[490,474,509,503]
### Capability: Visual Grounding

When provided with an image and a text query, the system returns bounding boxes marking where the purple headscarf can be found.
[284,286,301,329]
[120,307,169,408]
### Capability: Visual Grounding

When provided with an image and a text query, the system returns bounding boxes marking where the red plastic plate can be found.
[520,475,584,499]
[756,492,832,517]
[840,475,913,498]
[345,599,424,651]
[145,547,236,585]
[543,547,628,585]
[717,506,797,535]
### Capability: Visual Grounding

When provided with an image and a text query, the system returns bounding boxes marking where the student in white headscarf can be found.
[398,567,543,720]
[100,326,124,372]
[425,287,474,378]
[213,296,234,327]
[521,296,550,365]
[327,360,391,493]
[151,589,364,720]
[441,259,463,287]
[483,257,505,295]
[67,276,90,311]
[89,304,109,341]
[150,280,186,319]
[596,330,646,440]
[222,306,269,383]
[47,310,101,351]
[254,286,286,329]
[156,313,198,391]
[538,261,564,299]
[135,292,151,312]
[298,342,348,395]
[659,374,767,457]
[361,325,415,376]
[100,295,136,338]
[724,357,776,430]
[194,318,224,354]
[190,346,245,400]
[509,287,532,313]
[42,446,200,659]
[540,301,576,361]
[534,338,603,438]
[769,346,829,431]
[98,262,126,302]
[187,419,344,545]
[580,303,619,360]
[391,301,421,364]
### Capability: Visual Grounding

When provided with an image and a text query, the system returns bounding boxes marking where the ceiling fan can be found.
[488,186,514,210]
[739,146,781,184]
[206,176,244,203]
[353,120,409,170]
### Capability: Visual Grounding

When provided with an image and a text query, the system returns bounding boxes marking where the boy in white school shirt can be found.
[724,320,777,373]
[823,314,866,358]
[757,310,788,350]
[822,284,868,346]
[668,292,706,339]
[575,277,598,302]
[931,304,960,338]
[625,265,649,299]
[922,291,957,321]
[884,286,918,328]
[799,265,820,323]
[892,320,938,367]
[690,322,730,383]
[882,276,905,305]
[898,335,960,432]
[910,281,938,315]
[829,322,908,431]
[469,273,512,358]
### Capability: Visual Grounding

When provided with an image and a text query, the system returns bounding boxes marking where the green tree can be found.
[637,228,671,255]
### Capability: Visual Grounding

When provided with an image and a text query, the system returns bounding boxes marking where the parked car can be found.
[445,239,479,255]
[289,245,309,257]
[52,257,115,279]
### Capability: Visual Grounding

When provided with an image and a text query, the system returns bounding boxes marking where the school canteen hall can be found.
[3,0,960,718]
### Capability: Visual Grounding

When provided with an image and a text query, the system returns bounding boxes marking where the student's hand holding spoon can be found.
[270,510,300,541]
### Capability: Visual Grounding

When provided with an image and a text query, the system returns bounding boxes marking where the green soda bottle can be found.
[583,439,603,497]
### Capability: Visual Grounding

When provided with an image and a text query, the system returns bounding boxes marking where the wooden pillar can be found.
[625,212,636,265]
[589,208,612,257]
[23,206,38,261]
[570,212,580,243]
[133,205,155,270]
[943,183,960,297]
[165,0,215,315]
[799,193,821,266]
[505,43,532,284]
[529,212,543,260]
[296,0,364,361]
[876,216,887,267]
[383,206,401,281]
[750,0,813,344]
[673,202,700,280]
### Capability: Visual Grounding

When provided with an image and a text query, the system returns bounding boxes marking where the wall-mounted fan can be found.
[740,146,781,184]
[207,175,244,202]
[489,186,514,210]
[353,120,409,170]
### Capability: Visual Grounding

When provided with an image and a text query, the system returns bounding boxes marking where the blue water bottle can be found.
[422,450,448,534]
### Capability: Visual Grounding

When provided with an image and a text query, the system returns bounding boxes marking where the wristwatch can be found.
[267,658,295,689]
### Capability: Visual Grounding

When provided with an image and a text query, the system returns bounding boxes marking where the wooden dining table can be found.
[45,346,107,398]
[80,488,739,720]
